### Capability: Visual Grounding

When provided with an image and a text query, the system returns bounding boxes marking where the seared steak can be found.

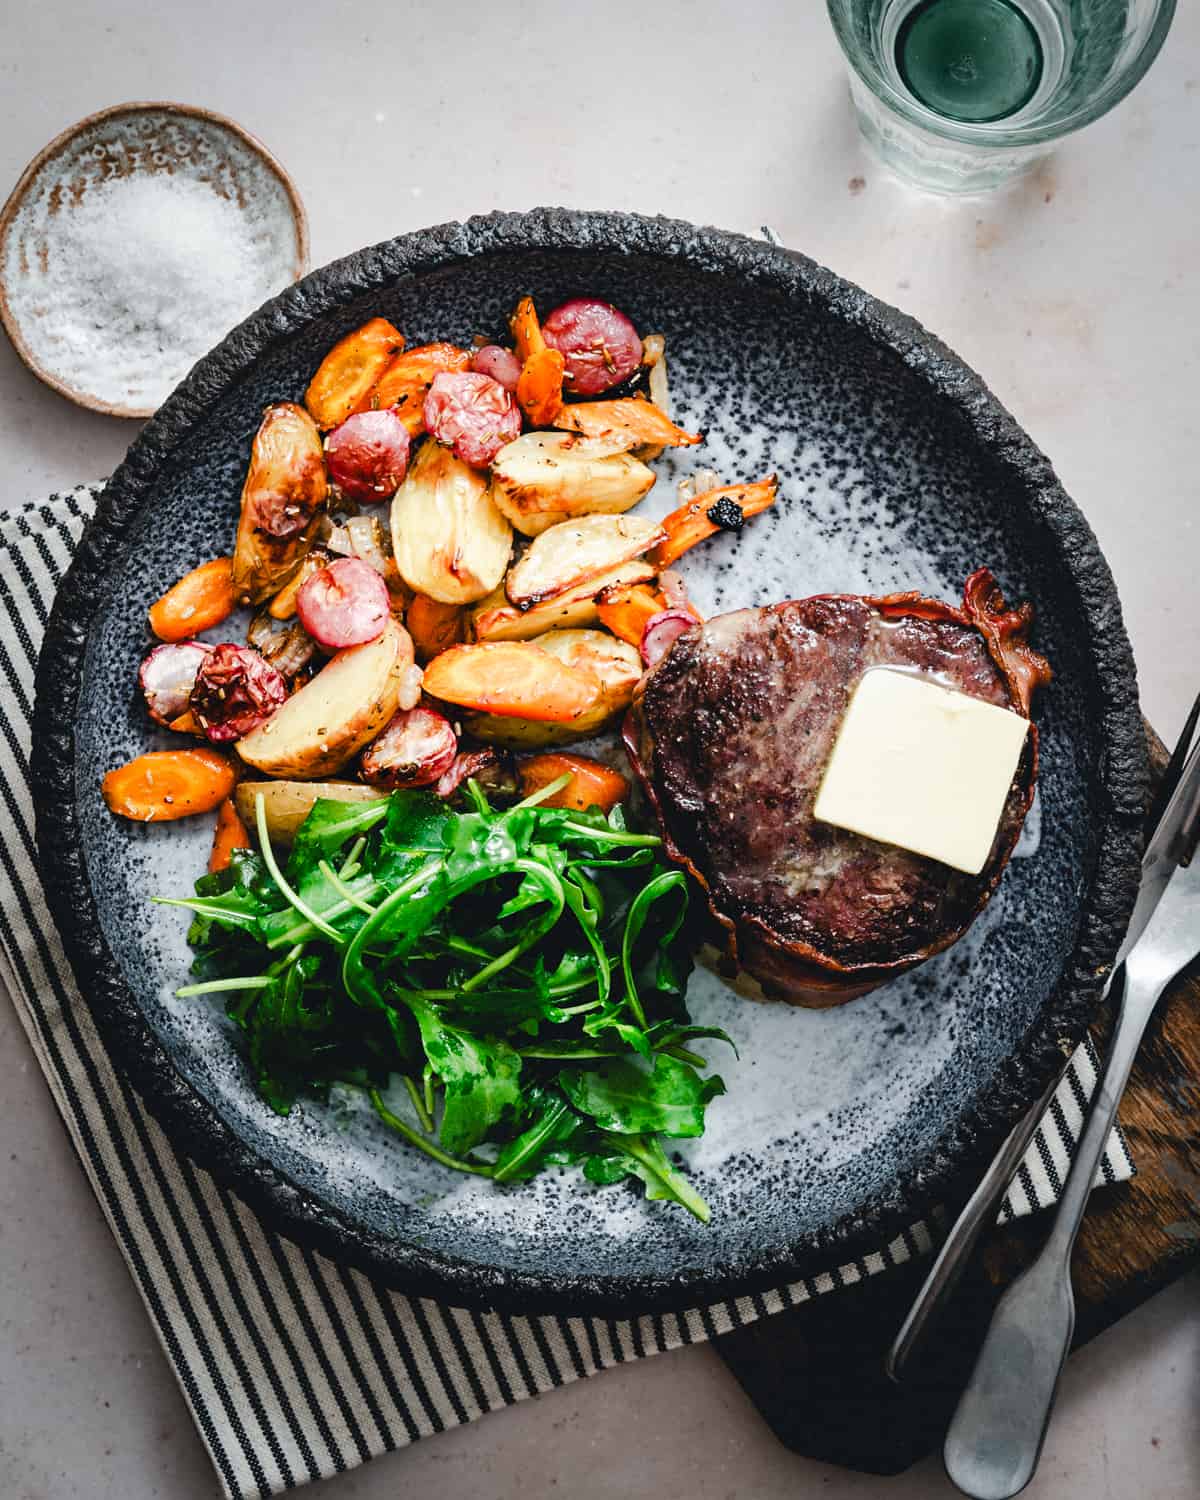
[627,570,1050,1006]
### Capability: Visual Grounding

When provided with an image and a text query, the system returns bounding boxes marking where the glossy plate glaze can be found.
[32,211,1146,1314]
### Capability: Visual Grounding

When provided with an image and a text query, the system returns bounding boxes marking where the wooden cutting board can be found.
[714,727,1200,1473]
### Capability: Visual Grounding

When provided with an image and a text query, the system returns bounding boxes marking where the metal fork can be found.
[942,830,1200,1498]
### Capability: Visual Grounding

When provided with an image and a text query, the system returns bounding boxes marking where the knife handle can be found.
[943,966,1166,1499]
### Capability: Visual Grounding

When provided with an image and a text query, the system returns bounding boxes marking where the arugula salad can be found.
[161,777,731,1220]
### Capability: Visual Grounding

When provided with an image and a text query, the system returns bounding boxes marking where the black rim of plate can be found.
[31,209,1148,1315]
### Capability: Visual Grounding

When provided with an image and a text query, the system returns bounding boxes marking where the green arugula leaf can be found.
[288,798,390,880]
[382,791,452,853]
[406,995,523,1155]
[588,1132,711,1222]
[493,1089,583,1183]
[558,1053,725,1138]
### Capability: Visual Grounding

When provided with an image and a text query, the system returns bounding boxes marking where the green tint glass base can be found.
[847,73,1052,193]
[896,0,1045,123]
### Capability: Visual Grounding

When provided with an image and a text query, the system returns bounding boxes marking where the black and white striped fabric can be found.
[0,488,1133,1500]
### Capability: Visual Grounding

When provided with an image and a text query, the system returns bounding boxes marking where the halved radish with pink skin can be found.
[297,557,390,649]
[542,299,643,396]
[360,706,458,789]
[325,409,411,502]
[423,371,522,468]
[191,644,288,743]
[641,609,698,668]
[139,640,212,725]
[471,345,522,392]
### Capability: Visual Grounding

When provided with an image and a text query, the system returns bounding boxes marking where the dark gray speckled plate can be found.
[32,210,1147,1314]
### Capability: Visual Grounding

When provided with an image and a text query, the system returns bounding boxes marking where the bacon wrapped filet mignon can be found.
[626,569,1052,1007]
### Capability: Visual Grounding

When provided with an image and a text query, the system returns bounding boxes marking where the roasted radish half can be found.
[325,409,411,502]
[139,640,212,726]
[434,747,518,803]
[297,557,391,649]
[360,706,458,789]
[541,299,643,396]
[191,644,288,743]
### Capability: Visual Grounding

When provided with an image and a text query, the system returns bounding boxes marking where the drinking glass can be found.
[827,0,1176,193]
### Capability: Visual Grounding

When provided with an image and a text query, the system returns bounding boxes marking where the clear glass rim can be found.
[827,0,1177,147]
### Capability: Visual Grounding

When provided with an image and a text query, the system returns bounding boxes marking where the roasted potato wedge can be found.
[471,560,656,642]
[553,397,701,450]
[505,513,665,610]
[232,403,328,606]
[234,779,388,844]
[236,618,414,779]
[466,629,640,748]
[489,432,656,537]
[390,440,512,605]
[304,318,405,430]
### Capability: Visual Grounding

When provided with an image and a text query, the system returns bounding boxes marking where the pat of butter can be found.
[813,668,1030,876]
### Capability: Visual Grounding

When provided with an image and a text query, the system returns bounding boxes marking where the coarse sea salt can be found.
[7,169,296,411]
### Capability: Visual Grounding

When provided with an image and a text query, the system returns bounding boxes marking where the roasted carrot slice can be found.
[507,296,564,425]
[518,753,630,813]
[555,398,701,448]
[509,295,546,362]
[305,318,406,429]
[647,475,779,570]
[595,583,668,648]
[422,643,601,723]
[353,342,473,433]
[516,346,565,426]
[168,709,203,737]
[147,557,236,642]
[406,593,467,663]
[102,748,235,822]
[208,797,251,872]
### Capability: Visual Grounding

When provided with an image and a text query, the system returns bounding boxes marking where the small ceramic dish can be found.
[0,101,308,418]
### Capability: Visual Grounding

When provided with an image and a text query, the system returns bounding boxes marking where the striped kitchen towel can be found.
[0,486,1133,1500]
